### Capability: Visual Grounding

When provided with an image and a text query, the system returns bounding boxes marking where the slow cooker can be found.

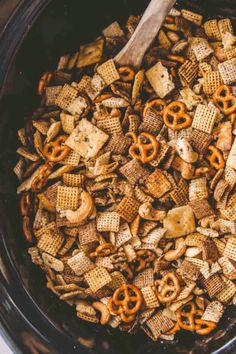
[1,0,236,353]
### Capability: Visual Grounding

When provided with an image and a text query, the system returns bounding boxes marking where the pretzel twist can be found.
[176,301,196,332]
[90,243,116,258]
[155,272,181,303]
[133,249,156,272]
[108,284,143,323]
[163,101,192,131]
[31,163,53,192]
[127,132,159,163]
[206,145,225,170]
[143,99,166,116]
[43,135,71,162]
[195,309,217,335]
[213,85,236,116]
[118,66,135,82]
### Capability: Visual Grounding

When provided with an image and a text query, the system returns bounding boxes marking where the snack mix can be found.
[15,5,236,342]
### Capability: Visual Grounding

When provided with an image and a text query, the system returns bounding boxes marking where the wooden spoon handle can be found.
[115,0,176,69]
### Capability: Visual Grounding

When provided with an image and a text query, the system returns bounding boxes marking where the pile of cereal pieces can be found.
[15,6,236,341]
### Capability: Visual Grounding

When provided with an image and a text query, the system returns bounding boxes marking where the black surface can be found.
[0,0,236,353]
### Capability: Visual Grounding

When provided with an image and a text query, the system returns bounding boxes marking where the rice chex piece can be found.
[77,38,104,68]
[192,104,217,134]
[202,301,224,323]
[78,220,99,246]
[105,133,132,154]
[96,212,120,232]
[67,252,94,276]
[215,277,236,303]
[119,159,149,185]
[133,268,154,288]
[60,113,75,134]
[37,223,64,256]
[146,169,172,198]
[181,9,203,26]
[178,60,199,85]
[178,260,200,281]
[96,59,120,85]
[45,86,62,106]
[142,311,174,341]
[116,196,140,222]
[191,39,214,61]
[56,186,80,210]
[202,274,225,298]
[203,71,223,96]
[204,20,222,40]
[55,84,78,111]
[116,223,132,247]
[218,58,236,85]
[84,267,112,293]
[141,286,160,309]
[223,238,236,262]
[190,129,213,153]
[189,198,214,220]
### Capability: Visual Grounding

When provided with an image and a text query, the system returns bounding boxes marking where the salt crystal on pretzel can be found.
[141,287,160,309]
[66,119,109,159]
[164,205,196,238]
[77,38,104,68]
[215,276,236,303]
[204,19,222,41]
[202,301,224,323]
[96,212,120,233]
[192,104,217,134]
[146,62,175,98]
[218,58,236,85]
[84,267,112,293]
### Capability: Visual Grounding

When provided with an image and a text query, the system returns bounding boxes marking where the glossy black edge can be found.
[0,1,236,353]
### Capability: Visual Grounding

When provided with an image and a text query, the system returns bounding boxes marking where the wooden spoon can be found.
[115,0,176,69]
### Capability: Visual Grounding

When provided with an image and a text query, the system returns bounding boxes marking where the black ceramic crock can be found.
[0,1,236,353]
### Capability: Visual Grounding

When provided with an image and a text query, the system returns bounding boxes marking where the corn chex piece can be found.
[215,276,236,303]
[34,221,57,240]
[164,205,196,238]
[218,58,236,85]
[202,274,225,298]
[146,62,175,98]
[67,251,94,276]
[96,59,120,86]
[119,159,149,185]
[202,301,224,323]
[141,286,160,309]
[179,60,199,86]
[116,196,140,223]
[84,267,112,293]
[62,173,84,187]
[66,119,109,159]
[146,169,172,198]
[55,84,78,111]
[96,116,122,135]
[103,21,125,38]
[223,237,236,261]
[192,104,217,134]
[203,71,223,96]
[178,260,200,281]
[96,212,120,232]
[142,311,174,341]
[181,9,203,26]
[218,256,236,278]
[191,38,214,61]
[218,18,234,37]
[59,150,80,167]
[158,29,172,49]
[77,38,104,68]
[204,20,222,41]
[56,186,80,210]
[37,223,64,257]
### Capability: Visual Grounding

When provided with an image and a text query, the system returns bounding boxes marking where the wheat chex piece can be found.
[140,108,163,135]
[60,113,75,134]
[224,166,236,190]
[55,84,78,111]
[227,139,236,170]
[37,223,64,257]
[119,159,149,185]
[56,186,80,211]
[84,267,112,293]
[146,62,175,98]
[142,311,174,341]
[218,18,234,36]
[189,198,214,220]
[116,196,140,223]
[115,223,132,247]
[189,177,208,202]
[204,20,222,41]
[77,220,99,246]
[202,274,225,298]
[190,129,213,153]
[34,221,57,240]
[218,58,236,85]
[216,276,236,303]
[108,271,127,291]
[223,237,236,262]
[45,86,62,106]
[181,9,203,26]
[67,251,94,276]
[44,182,61,208]
[133,268,154,288]
[105,133,131,155]
[77,38,104,68]
[164,205,196,238]
[191,38,214,61]
[170,179,189,207]
[202,238,219,262]
[202,301,224,323]
[203,71,223,96]
[66,119,109,159]
[179,60,199,86]
[192,104,217,134]
[146,169,172,199]
[178,260,200,281]
[96,212,120,232]
[141,286,160,309]
[218,256,236,278]
[221,194,236,220]
[96,59,119,86]
[96,116,122,135]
